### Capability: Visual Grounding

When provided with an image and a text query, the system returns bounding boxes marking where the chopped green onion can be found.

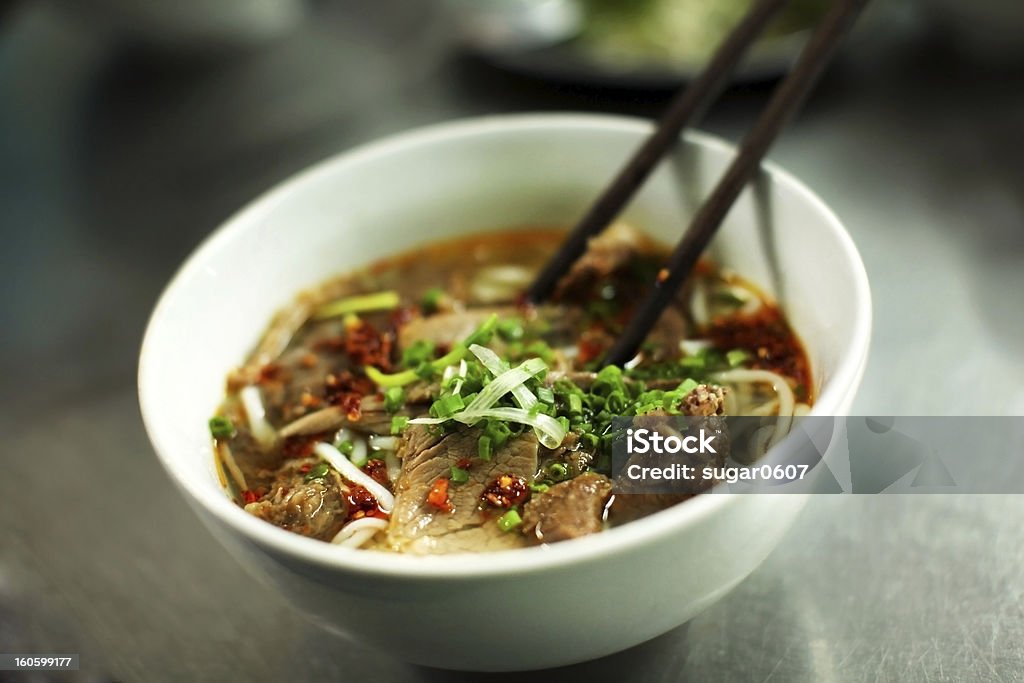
[496,318,525,342]
[546,462,569,481]
[484,420,512,449]
[680,355,706,371]
[314,291,400,320]
[464,314,499,346]
[383,386,405,413]
[567,393,583,415]
[726,349,750,367]
[536,386,554,404]
[208,416,236,439]
[712,289,749,307]
[678,378,699,395]
[391,416,409,434]
[421,287,445,313]
[529,482,550,494]
[338,440,355,455]
[450,465,470,483]
[556,416,570,433]
[478,435,493,461]
[606,389,629,413]
[365,315,498,388]
[525,341,553,363]
[430,394,466,419]
[497,508,523,532]
[304,462,330,482]
[366,365,420,388]
[401,340,436,367]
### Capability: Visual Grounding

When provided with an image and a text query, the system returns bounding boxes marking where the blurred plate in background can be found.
[448,0,827,88]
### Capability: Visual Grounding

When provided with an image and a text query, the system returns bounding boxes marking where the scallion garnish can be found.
[496,508,523,532]
[430,394,466,419]
[478,435,493,461]
[450,465,470,484]
[365,314,499,388]
[383,386,405,413]
[313,290,401,320]
[208,416,236,439]
[391,416,409,434]
[304,462,330,482]
[726,349,750,367]
[546,462,569,481]
[421,287,445,314]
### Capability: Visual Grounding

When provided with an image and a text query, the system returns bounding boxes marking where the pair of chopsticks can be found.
[527,0,869,368]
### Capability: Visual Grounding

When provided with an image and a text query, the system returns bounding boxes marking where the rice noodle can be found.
[280,405,345,438]
[384,450,401,483]
[691,278,709,327]
[314,442,394,512]
[331,517,388,548]
[369,435,399,451]
[679,339,712,356]
[470,265,533,303]
[712,368,796,448]
[239,386,276,449]
[217,442,248,493]
[747,398,781,417]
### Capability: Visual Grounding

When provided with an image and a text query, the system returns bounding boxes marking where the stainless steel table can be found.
[2,2,1022,681]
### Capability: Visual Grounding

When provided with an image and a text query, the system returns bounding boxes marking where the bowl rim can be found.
[138,112,872,579]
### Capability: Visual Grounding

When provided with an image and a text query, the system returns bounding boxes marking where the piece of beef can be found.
[554,223,643,299]
[245,461,349,540]
[385,425,538,554]
[397,309,503,352]
[522,473,613,543]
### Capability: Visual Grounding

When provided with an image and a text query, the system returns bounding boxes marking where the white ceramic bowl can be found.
[139,114,871,671]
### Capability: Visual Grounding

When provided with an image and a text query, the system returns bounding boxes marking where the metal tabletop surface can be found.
[1,2,1022,681]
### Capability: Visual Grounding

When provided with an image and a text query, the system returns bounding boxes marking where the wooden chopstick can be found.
[525,0,788,304]
[601,0,870,368]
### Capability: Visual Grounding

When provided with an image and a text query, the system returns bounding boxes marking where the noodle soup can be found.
[209,225,811,554]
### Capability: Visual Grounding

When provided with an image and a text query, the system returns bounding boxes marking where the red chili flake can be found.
[324,371,376,421]
[242,490,260,504]
[282,435,321,458]
[706,304,812,397]
[426,478,453,513]
[312,335,346,352]
[456,458,473,470]
[298,462,313,474]
[481,474,528,508]
[344,321,393,370]
[656,268,670,284]
[258,363,281,382]
[577,332,607,365]
[363,459,391,489]
[347,484,385,519]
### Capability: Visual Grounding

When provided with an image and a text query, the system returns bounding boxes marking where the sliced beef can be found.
[554,223,644,298]
[245,461,349,541]
[386,425,538,554]
[397,309,506,351]
[522,473,613,543]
